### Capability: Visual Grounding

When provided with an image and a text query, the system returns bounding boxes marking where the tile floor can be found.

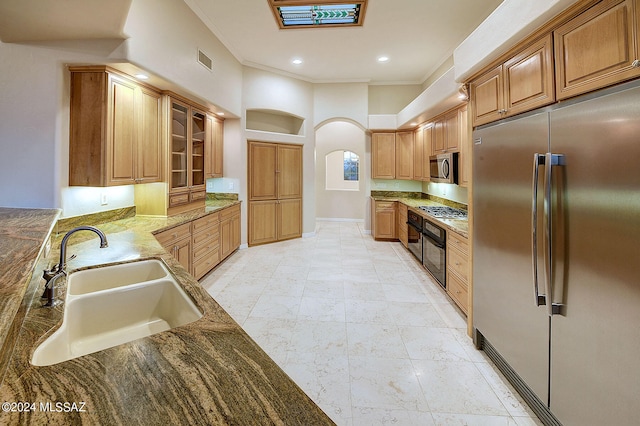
[200,221,542,426]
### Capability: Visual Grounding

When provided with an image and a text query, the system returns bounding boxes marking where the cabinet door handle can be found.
[632,59,640,68]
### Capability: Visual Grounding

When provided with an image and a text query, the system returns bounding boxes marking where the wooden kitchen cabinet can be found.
[371,200,397,240]
[155,222,192,273]
[398,203,408,248]
[248,141,302,246]
[447,231,469,314]
[395,131,414,180]
[191,212,220,280]
[554,0,640,99]
[421,125,433,181]
[155,204,240,280]
[431,104,463,155]
[371,132,396,179]
[167,96,207,214]
[205,114,224,178]
[470,34,555,126]
[69,66,162,186]
[413,126,424,180]
[220,204,241,260]
[458,104,471,188]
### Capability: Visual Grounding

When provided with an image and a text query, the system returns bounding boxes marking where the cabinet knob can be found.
[633,59,640,68]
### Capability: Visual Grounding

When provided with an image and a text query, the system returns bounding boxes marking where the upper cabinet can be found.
[395,131,414,180]
[206,114,224,179]
[470,34,555,127]
[554,0,640,99]
[69,66,162,186]
[469,0,640,126]
[371,132,396,179]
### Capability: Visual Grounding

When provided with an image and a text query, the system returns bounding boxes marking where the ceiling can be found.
[0,0,503,85]
[185,0,504,84]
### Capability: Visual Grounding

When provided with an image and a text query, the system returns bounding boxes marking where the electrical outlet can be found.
[100,192,108,205]
[228,181,234,190]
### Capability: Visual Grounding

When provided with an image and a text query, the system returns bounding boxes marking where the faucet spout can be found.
[57,226,108,272]
[42,225,108,308]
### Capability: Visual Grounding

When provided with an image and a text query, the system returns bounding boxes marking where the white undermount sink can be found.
[31,259,203,366]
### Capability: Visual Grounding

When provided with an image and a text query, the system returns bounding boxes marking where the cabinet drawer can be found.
[375,201,396,212]
[155,222,191,246]
[220,204,240,221]
[193,235,220,260]
[193,249,220,279]
[448,246,469,281]
[190,189,206,202]
[447,231,468,254]
[447,272,468,313]
[192,212,220,234]
[169,192,189,207]
[192,228,219,249]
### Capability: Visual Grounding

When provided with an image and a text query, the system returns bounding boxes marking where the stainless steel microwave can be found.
[429,153,457,184]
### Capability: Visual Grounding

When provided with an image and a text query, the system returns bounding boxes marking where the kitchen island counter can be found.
[0,202,334,425]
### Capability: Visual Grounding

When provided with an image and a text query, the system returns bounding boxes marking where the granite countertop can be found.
[0,201,334,425]
[371,195,469,238]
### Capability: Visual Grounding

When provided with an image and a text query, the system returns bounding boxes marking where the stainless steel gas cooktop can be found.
[418,206,468,219]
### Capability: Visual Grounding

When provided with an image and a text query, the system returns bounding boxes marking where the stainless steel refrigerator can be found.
[472,79,640,426]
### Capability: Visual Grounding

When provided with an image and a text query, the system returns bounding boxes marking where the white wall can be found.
[0,41,120,209]
[315,121,368,221]
[123,0,243,116]
[314,83,369,128]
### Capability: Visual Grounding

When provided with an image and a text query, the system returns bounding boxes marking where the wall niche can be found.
[246,109,304,135]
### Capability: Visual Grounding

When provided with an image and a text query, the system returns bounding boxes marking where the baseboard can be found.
[315,217,364,223]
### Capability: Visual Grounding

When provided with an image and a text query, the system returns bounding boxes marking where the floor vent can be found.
[198,49,213,71]
[477,331,563,426]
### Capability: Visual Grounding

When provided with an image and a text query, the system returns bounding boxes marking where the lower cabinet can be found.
[155,204,241,280]
[446,231,469,314]
[248,199,302,246]
[398,203,408,248]
[371,200,397,240]
[155,222,192,273]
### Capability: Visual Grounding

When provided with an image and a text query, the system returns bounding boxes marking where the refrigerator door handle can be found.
[531,153,546,307]
[543,152,565,316]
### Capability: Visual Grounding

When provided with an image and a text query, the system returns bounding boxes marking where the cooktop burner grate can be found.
[418,206,468,219]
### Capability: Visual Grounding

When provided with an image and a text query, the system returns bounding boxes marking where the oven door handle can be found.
[422,232,445,249]
[407,221,422,233]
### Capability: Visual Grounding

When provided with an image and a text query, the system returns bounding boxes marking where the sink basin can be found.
[31,259,203,366]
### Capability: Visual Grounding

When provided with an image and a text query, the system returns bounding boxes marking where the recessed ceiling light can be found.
[377,56,389,63]
[292,58,303,65]
[135,73,149,80]
[217,112,225,116]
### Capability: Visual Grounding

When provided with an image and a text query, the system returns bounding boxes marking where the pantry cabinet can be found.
[69,66,162,186]
[470,34,555,127]
[554,0,640,99]
[248,141,302,246]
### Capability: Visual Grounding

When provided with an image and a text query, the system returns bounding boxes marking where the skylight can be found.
[269,1,367,29]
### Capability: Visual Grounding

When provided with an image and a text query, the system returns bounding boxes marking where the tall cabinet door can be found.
[137,87,162,183]
[277,144,302,199]
[249,142,278,200]
[278,199,302,241]
[108,76,137,185]
[549,82,640,426]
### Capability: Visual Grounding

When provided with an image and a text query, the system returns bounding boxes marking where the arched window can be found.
[326,150,359,190]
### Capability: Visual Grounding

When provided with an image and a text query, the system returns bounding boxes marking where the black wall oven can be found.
[406,210,423,262]
[422,218,446,288]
